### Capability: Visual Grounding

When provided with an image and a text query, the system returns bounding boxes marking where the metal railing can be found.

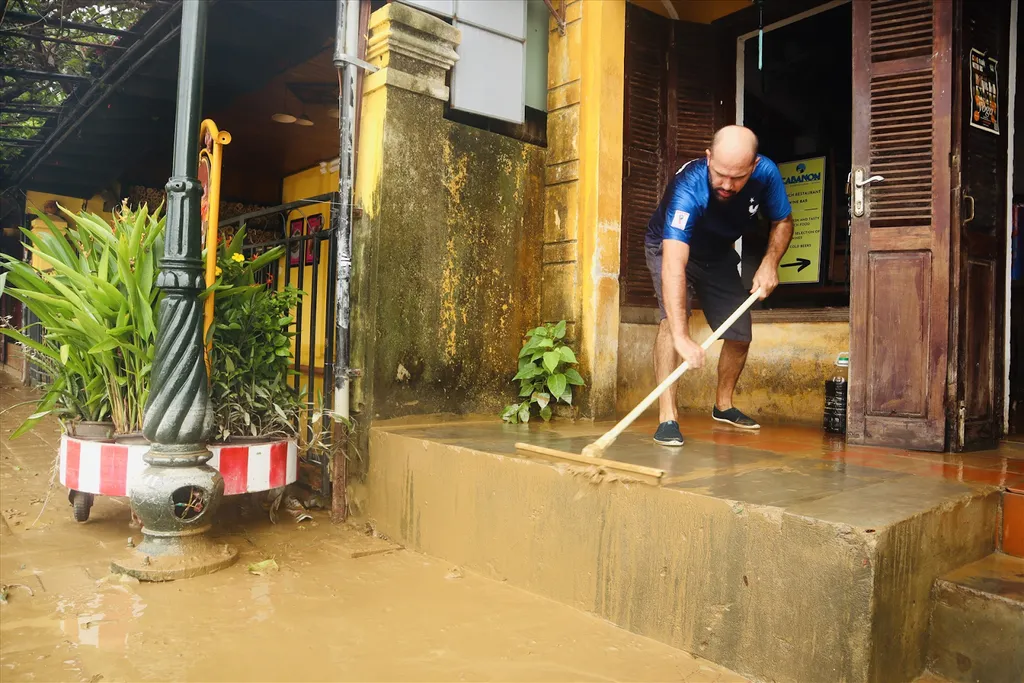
[23,306,52,387]
[222,193,339,496]
[0,292,13,367]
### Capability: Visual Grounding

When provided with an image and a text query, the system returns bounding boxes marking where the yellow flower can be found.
[215,266,223,276]
[231,252,245,263]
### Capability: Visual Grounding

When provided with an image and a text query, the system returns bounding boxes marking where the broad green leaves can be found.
[565,368,585,386]
[546,373,566,401]
[501,320,584,425]
[0,201,166,434]
[542,351,560,374]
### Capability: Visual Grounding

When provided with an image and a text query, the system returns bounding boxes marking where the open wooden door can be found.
[848,0,955,451]
[948,0,1012,451]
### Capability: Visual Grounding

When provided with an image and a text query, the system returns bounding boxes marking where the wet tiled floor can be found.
[378,413,1024,515]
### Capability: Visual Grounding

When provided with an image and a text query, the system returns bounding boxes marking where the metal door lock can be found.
[852,168,885,217]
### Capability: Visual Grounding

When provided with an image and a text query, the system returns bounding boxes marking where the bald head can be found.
[710,125,758,166]
[705,125,759,202]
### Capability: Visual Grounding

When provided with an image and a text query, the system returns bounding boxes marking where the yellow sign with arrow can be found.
[777,156,826,284]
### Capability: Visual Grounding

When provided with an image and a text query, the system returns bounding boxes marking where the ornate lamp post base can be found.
[111,534,238,582]
[110,454,237,581]
[111,458,238,581]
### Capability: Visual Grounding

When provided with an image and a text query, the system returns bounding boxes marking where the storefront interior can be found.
[737,2,852,310]
[620,0,1021,443]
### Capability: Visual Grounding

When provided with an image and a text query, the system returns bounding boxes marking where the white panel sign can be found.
[450,21,526,124]
[397,0,454,18]
[454,0,526,40]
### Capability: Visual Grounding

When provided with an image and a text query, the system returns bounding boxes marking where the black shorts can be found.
[644,241,753,343]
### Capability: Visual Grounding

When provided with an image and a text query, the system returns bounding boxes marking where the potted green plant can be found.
[205,226,303,444]
[0,202,164,440]
[501,320,584,424]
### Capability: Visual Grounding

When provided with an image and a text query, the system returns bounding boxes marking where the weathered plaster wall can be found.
[617,315,850,423]
[350,4,545,423]
[362,97,544,419]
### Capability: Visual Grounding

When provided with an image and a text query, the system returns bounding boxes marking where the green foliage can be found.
[206,226,304,441]
[1,209,307,443]
[0,201,164,436]
[298,389,355,470]
[501,320,584,424]
[1,0,148,163]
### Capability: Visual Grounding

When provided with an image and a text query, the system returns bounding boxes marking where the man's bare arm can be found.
[751,214,794,300]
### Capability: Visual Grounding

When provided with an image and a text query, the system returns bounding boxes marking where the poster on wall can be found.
[969,48,999,135]
[776,156,825,285]
[288,218,304,267]
[305,213,323,266]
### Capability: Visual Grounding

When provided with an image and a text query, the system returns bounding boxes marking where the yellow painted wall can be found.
[23,191,113,272]
[543,0,626,420]
[348,2,546,423]
[280,165,335,404]
[617,315,850,424]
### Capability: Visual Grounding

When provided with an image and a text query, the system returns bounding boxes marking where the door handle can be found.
[963,193,975,225]
[855,174,885,188]
[852,168,885,217]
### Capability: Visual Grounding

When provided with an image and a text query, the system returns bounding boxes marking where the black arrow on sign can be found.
[781,258,811,272]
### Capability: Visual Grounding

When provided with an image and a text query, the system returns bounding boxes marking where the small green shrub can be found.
[501,320,584,424]
[206,226,303,441]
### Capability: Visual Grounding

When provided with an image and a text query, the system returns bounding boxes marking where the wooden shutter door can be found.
[949,0,1011,450]
[847,0,954,451]
[670,22,721,176]
[619,7,721,308]
[620,4,669,307]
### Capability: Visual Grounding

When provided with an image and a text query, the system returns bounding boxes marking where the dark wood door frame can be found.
[947,0,1012,451]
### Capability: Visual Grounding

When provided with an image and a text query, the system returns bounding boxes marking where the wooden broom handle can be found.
[584,288,763,455]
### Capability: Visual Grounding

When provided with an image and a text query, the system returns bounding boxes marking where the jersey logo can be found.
[670,210,690,229]
[748,198,759,216]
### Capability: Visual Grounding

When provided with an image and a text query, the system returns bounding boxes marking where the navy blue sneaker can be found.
[653,420,685,446]
[712,406,760,430]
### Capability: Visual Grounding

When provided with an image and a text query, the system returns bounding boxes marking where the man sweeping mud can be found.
[645,125,793,446]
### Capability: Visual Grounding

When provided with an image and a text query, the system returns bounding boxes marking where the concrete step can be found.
[912,674,953,683]
[1001,488,1024,557]
[367,422,1003,683]
[926,553,1024,683]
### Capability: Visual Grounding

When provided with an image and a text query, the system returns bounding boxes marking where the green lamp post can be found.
[111,0,238,580]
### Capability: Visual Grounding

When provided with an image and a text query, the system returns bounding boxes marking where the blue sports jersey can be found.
[646,156,792,261]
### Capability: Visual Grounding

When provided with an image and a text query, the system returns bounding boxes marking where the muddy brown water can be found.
[1,374,743,682]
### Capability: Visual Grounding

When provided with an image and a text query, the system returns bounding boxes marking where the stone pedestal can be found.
[362,1,460,101]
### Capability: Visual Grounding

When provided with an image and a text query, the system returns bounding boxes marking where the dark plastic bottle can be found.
[824,352,849,435]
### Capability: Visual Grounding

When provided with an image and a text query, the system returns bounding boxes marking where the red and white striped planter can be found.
[59,435,298,497]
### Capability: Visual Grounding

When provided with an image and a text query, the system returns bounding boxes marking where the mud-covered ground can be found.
[1,371,742,682]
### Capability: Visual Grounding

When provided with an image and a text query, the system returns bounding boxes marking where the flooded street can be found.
[1,375,742,682]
